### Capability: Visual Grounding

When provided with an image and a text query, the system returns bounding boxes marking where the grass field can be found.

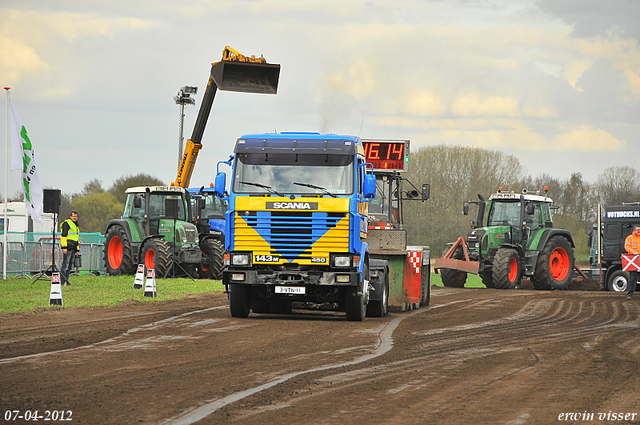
[0,271,483,313]
[0,274,225,313]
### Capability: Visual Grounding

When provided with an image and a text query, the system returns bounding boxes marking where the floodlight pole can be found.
[3,87,10,280]
[177,101,185,172]
[174,86,197,175]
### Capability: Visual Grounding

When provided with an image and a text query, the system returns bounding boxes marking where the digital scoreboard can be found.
[361,139,409,172]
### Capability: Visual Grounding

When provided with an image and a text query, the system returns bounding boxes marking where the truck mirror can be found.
[214,172,226,198]
[363,174,376,199]
[134,196,142,209]
[198,197,206,210]
[422,184,430,201]
[463,204,469,216]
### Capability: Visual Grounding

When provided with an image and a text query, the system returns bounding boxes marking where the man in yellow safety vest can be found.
[60,210,80,286]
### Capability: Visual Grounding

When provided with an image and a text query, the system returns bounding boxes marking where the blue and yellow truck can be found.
[213,132,381,321]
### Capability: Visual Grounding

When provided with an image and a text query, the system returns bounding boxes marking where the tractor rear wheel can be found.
[141,238,172,278]
[440,246,467,287]
[104,225,135,276]
[534,236,574,290]
[198,238,224,280]
[493,248,521,289]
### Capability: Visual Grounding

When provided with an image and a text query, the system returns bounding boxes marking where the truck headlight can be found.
[333,255,351,268]
[231,253,251,266]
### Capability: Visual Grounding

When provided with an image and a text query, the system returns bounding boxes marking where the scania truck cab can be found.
[214,132,378,321]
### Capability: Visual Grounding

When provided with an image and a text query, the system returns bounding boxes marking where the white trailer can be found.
[0,201,55,234]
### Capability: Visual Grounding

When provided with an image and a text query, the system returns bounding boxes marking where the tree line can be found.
[403,145,640,262]
[16,145,639,261]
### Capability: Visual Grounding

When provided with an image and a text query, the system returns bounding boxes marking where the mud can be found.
[1,287,639,424]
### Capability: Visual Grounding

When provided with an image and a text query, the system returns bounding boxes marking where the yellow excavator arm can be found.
[173,47,280,188]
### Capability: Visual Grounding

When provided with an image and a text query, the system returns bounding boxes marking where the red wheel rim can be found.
[549,247,569,280]
[200,249,210,272]
[145,248,156,270]
[508,256,518,282]
[108,236,123,269]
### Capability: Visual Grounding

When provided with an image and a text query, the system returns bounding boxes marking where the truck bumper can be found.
[223,269,359,287]
[224,269,361,305]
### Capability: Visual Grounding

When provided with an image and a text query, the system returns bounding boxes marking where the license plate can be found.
[275,286,305,294]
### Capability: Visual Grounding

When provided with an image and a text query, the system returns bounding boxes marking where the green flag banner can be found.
[10,99,43,224]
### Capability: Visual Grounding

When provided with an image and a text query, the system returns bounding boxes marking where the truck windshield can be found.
[487,201,521,227]
[233,153,354,196]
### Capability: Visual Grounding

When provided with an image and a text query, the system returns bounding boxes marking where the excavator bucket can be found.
[211,61,280,94]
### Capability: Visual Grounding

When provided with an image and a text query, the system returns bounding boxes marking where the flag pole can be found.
[3,87,10,280]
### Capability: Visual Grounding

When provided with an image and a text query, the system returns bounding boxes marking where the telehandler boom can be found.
[173,47,280,188]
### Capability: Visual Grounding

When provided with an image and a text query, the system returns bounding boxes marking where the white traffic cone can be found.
[144,269,157,297]
[49,273,63,306]
[133,264,145,289]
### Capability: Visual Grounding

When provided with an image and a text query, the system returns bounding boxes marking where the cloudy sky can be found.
[1,0,639,198]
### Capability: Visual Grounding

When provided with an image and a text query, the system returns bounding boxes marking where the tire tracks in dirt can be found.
[191,290,640,425]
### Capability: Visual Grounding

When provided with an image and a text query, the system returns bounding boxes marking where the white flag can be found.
[10,100,43,224]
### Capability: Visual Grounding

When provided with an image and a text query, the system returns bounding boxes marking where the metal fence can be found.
[1,240,105,277]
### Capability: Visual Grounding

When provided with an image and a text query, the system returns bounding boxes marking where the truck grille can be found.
[234,210,349,261]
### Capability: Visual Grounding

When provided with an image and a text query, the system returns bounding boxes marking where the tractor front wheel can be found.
[104,225,135,276]
[141,238,172,278]
[493,248,521,289]
[440,246,467,288]
[534,236,574,290]
[199,238,224,280]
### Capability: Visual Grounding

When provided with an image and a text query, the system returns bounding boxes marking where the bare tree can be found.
[594,166,640,207]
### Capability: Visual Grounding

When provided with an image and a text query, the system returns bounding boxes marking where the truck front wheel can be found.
[229,284,251,318]
[608,270,629,292]
[367,271,389,317]
[493,248,521,289]
[534,236,574,290]
[346,263,369,321]
[104,225,135,276]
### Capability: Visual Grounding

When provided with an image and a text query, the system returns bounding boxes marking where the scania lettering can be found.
[267,202,317,210]
[214,132,380,321]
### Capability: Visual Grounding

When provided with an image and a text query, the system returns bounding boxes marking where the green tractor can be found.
[435,188,575,290]
[104,186,201,278]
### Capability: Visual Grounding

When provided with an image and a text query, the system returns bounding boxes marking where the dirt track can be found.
[1,284,640,425]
